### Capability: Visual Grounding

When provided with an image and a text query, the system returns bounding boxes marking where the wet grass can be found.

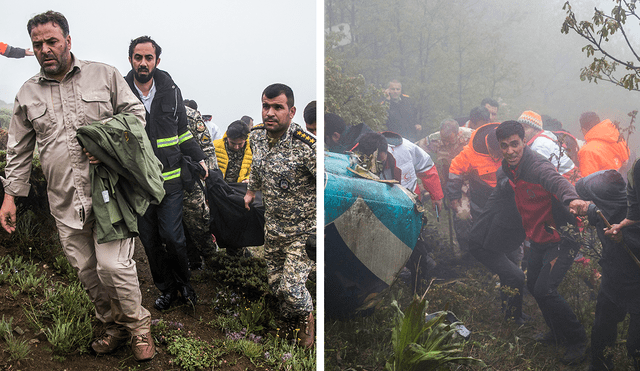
[325,221,635,370]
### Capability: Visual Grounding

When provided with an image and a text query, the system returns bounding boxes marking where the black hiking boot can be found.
[561,341,587,365]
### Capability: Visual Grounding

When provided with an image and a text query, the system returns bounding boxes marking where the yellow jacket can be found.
[213,133,253,182]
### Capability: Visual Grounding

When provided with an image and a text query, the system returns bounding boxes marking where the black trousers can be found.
[138,189,191,294]
[528,238,586,344]
[471,247,525,319]
[590,289,640,370]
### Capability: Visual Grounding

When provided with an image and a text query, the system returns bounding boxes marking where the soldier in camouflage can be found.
[183,100,219,268]
[244,84,316,348]
[417,118,474,254]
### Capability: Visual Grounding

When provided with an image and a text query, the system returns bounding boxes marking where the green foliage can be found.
[206,253,270,299]
[0,108,11,130]
[45,313,93,354]
[0,315,31,362]
[52,254,78,282]
[260,336,316,371]
[166,334,222,371]
[3,333,31,362]
[22,279,94,354]
[0,315,14,340]
[562,0,640,91]
[325,0,521,129]
[385,296,485,371]
[324,55,388,131]
[217,338,264,364]
[208,314,244,334]
[238,296,274,334]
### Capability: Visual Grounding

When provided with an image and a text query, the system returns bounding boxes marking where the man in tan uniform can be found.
[0,11,155,361]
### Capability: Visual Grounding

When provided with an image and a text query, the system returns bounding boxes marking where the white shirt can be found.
[530,130,576,175]
[204,120,222,141]
[134,80,156,113]
[387,138,436,191]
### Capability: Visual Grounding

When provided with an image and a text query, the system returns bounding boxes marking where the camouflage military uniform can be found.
[417,127,473,253]
[183,106,219,264]
[248,122,316,317]
[224,141,244,183]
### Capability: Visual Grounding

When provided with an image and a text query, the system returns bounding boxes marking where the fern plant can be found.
[385,296,485,371]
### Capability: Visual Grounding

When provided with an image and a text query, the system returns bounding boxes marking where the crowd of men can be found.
[0,10,317,362]
[4,8,639,370]
[326,79,639,370]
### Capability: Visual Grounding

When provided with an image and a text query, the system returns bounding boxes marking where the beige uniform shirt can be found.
[3,54,146,229]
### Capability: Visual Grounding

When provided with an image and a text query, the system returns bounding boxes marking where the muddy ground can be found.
[0,238,273,371]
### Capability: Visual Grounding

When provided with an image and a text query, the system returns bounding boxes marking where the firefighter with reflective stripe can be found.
[125,36,207,311]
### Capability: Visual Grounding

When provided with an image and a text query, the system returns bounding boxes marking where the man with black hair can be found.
[480,97,499,121]
[125,36,207,311]
[240,115,254,128]
[325,112,347,151]
[325,113,374,153]
[303,100,316,135]
[354,132,443,209]
[183,99,198,111]
[245,83,316,348]
[495,120,589,365]
[0,11,155,361]
[578,111,629,177]
[214,120,252,184]
[463,106,491,130]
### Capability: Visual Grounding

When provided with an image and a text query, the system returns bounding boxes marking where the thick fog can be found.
[326,0,640,151]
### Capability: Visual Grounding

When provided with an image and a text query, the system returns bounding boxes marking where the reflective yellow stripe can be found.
[162,168,181,181]
[157,135,179,148]
[178,131,193,144]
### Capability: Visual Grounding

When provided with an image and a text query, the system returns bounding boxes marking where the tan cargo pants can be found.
[55,217,150,336]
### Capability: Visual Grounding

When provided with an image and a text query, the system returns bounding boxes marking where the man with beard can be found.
[125,36,207,311]
[0,11,155,361]
[245,83,316,348]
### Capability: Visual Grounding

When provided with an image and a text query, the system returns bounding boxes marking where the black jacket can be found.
[576,169,640,311]
[387,95,419,141]
[205,169,265,249]
[125,69,206,193]
[468,170,525,253]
